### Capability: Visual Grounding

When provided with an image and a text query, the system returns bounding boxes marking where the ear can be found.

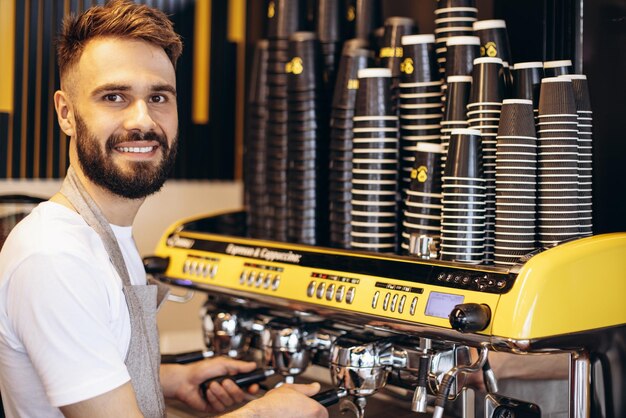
[54,90,75,137]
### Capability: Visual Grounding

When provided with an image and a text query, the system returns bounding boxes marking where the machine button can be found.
[256,272,265,287]
[445,274,454,282]
[191,260,199,275]
[271,275,281,290]
[201,263,210,277]
[382,293,391,311]
[248,271,257,286]
[183,259,191,274]
[326,284,336,301]
[345,287,356,304]
[462,276,471,285]
[210,264,218,278]
[316,282,326,299]
[372,291,380,309]
[335,285,346,302]
[307,281,316,297]
[410,297,418,315]
[496,279,506,289]
[264,273,272,289]
[239,270,248,285]
[453,275,463,284]
[398,295,406,313]
[390,294,398,312]
[437,272,446,281]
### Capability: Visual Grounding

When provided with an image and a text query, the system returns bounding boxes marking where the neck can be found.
[52,166,144,227]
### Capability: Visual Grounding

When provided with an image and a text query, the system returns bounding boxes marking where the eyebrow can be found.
[91,83,177,97]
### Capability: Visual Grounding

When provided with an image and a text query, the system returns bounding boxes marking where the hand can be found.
[160,357,259,413]
[235,382,328,418]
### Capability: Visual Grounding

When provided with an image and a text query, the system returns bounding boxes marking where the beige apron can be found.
[61,166,170,417]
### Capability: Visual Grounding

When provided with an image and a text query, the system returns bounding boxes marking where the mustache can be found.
[106,131,169,150]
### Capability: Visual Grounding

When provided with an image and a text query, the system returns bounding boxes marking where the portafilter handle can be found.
[311,388,348,407]
[199,368,275,400]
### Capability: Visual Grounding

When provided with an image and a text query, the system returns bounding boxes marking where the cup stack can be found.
[285,33,326,246]
[398,34,443,196]
[265,0,300,241]
[512,62,544,122]
[441,75,472,176]
[443,36,480,104]
[536,77,580,246]
[328,40,370,249]
[561,74,594,237]
[473,20,512,96]
[434,0,477,81]
[352,0,382,41]
[244,40,270,239]
[401,142,445,255]
[467,57,506,264]
[440,129,486,264]
[350,68,399,253]
[543,59,572,77]
[380,17,417,114]
[316,0,343,105]
[494,99,538,266]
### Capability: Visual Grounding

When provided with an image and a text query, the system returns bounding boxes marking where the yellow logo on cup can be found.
[268,1,275,18]
[417,166,428,183]
[400,57,414,75]
[481,41,498,57]
[285,57,304,75]
[380,46,404,58]
[347,5,355,22]
[347,79,359,90]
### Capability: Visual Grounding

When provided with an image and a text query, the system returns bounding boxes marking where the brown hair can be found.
[56,0,183,80]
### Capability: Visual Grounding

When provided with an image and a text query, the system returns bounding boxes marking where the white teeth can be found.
[117,146,155,153]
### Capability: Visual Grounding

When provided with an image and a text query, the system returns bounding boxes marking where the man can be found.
[0,1,327,417]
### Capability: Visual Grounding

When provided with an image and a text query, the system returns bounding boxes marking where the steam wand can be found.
[432,344,489,418]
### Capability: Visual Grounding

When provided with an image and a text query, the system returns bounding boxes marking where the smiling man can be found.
[0,1,326,418]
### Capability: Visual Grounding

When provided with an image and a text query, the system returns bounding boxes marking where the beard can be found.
[74,113,178,199]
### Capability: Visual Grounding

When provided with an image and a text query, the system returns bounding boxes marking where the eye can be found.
[150,94,168,103]
[103,93,123,103]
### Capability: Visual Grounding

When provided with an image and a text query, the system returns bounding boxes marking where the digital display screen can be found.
[424,292,464,319]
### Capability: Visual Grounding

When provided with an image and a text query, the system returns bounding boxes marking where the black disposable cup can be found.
[408,142,445,194]
[400,34,439,83]
[560,74,592,113]
[316,0,341,43]
[332,43,370,109]
[497,99,537,138]
[469,57,505,104]
[381,16,417,77]
[538,77,577,115]
[543,60,572,77]
[512,62,543,108]
[266,0,301,40]
[473,20,511,63]
[444,75,473,122]
[445,36,480,78]
[444,128,483,178]
[355,68,394,116]
[353,0,382,41]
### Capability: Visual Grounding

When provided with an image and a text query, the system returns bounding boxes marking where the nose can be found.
[123,99,157,132]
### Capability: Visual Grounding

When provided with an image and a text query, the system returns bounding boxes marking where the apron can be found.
[61,166,170,418]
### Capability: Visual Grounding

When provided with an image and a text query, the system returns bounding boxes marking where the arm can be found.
[60,382,143,418]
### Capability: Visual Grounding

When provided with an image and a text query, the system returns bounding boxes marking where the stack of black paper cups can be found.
[328,40,370,249]
[434,0,477,81]
[467,57,506,264]
[351,0,382,41]
[380,17,416,115]
[473,19,512,94]
[444,36,480,98]
[543,59,572,77]
[536,77,581,246]
[350,68,399,253]
[285,32,326,245]
[562,74,593,237]
[494,99,538,266]
[512,62,543,122]
[441,75,472,176]
[398,34,443,196]
[316,0,343,106]
[440,129,486,264]
[244,40,270,239]
[265,0,300,241]
[402,142,444,256]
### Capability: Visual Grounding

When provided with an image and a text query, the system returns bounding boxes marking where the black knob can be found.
[449,303,491,333]
[200,368,274,400]
[142,256,169,275]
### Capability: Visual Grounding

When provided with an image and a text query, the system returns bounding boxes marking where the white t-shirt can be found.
[0,201,147,417]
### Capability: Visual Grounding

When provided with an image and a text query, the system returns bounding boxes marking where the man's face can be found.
[66,37,179,199]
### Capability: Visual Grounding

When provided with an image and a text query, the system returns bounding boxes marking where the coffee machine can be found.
[148,210,626,418]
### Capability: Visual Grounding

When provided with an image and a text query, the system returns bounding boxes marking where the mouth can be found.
[113,141,161,158]
[115,145,158,154]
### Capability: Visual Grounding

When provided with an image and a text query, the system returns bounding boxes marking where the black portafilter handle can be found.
[161,350,212,364]
[199,368,275,397]
[142,255,170,275]
[312,388,348,407]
